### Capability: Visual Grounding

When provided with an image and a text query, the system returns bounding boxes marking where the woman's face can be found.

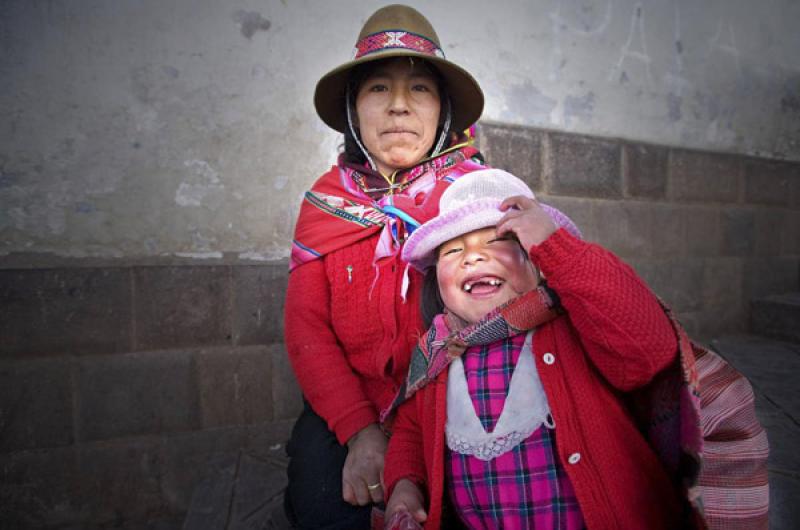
[355,58,441,176]
[436,226,540,325]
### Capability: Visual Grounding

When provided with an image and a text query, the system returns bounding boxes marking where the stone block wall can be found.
[477,122,800,339]
[1,122,799,528]
[0,262,301,528]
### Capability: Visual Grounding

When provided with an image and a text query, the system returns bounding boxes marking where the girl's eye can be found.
[488,237,511,244]
[440,247,461,257]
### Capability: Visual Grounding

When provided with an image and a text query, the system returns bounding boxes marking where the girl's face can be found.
[436,226,540,325]
[355,58,441,176]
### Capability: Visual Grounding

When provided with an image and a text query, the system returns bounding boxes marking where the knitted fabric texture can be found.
[285,234,425,444]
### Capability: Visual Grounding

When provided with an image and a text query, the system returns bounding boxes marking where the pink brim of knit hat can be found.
[401,197,581,271]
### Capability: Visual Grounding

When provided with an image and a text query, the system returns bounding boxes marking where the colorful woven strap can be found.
[353,30,445,60]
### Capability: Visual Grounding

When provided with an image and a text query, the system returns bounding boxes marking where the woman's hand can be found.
[385,478,428,526]
[497,195,558,253]
[342,423,388,505]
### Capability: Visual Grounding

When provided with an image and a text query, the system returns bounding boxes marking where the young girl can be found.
[381,169,689,529]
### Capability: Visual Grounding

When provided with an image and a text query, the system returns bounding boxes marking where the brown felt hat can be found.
[314,4,484,133]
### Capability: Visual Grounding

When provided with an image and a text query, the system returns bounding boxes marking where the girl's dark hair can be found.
[420,266,445,328]
[342,58,459,166]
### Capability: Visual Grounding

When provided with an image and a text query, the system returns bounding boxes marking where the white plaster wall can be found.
[1,0,798,260]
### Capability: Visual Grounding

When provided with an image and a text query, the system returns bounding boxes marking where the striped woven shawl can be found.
[646,304,770,529]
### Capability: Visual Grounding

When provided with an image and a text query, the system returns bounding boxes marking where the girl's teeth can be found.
[463,279,503,292]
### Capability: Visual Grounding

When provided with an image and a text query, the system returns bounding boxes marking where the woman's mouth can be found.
[383,128,416,136]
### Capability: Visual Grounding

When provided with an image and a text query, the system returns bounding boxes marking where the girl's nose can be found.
[461,247,487,266]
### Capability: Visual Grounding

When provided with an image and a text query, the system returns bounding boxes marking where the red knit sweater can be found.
[284,233,426,444]
[384,229,684,530]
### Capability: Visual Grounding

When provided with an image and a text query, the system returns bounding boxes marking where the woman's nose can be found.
[388,88,410,114]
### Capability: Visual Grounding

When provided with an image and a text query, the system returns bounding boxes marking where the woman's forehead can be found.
[362,57,438,79]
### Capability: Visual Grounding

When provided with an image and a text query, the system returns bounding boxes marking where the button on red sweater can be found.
[284,233,426,444]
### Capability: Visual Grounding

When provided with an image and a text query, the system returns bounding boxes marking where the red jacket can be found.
[384,229,684,529]
[284,232,426,444]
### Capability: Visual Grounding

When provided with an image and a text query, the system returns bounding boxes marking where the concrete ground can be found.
[183,334,800,530]
[181,446,290,530]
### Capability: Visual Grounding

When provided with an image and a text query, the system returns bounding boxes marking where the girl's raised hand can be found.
[497,195,558,253]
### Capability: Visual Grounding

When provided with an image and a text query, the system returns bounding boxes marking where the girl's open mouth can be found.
[462,275,504,295]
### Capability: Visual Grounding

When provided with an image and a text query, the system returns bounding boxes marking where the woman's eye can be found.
[368,84,388,92]
[412,84,431,92]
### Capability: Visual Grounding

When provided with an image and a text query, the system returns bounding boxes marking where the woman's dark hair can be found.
[420,266,445,328]
[342,58,459,166]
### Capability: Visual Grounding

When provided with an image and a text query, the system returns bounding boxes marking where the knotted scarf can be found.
[290,145,484,271]
[380,285,562,422]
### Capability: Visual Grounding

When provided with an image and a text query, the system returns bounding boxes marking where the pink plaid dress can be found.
[445,334,585,529]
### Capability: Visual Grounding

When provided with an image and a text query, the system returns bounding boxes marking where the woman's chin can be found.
[378,150,426,172]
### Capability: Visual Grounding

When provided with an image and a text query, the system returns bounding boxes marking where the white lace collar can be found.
[445,331,554,461]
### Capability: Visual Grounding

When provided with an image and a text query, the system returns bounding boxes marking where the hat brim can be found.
[401,197,582,271]
[314,50,484,133]
[401,198,504,271]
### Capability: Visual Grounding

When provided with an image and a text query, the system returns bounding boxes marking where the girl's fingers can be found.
[413,506,428,522]
[496,210,523,236]
[500,195,537,211]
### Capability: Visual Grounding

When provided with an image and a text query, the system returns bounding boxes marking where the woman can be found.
[283,5,486,529]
